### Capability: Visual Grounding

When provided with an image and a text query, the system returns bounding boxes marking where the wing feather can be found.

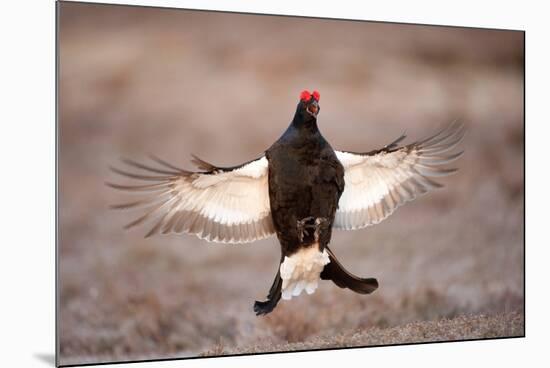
[335,122,464,230]
[109,155,274,243]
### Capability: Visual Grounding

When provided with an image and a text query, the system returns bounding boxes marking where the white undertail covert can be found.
[279,243,330,300]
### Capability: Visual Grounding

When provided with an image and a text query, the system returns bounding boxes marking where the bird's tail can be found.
[320,246,379,294]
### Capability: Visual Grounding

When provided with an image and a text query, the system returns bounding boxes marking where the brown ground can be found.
[202,311,524,356]
[57,3,524,366]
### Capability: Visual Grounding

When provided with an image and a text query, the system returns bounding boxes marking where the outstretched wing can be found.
[107,155,275,243]
[334,122,465,230]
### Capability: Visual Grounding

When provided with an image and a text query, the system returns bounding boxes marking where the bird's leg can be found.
[313,217,329,242]
[296,216,315,242]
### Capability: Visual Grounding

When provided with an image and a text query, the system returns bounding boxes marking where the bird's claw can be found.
[297,216,315,242]
[297,216,328,243]
[314,217,328,242]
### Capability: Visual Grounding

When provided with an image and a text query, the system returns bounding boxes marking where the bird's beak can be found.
[307,100,319,117]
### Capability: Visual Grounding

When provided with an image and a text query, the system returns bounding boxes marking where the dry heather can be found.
[57,3,524,366]
[202,312,524,355]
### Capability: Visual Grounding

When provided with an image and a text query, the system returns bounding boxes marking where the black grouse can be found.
[109,89,464,315]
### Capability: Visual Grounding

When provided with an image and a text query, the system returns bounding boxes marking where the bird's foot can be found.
[297,216,315,242]
[313,217,328,242]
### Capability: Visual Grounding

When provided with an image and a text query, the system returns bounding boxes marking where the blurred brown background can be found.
[58,2,524,365]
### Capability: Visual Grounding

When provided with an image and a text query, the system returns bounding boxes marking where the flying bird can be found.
[108,90,464,315]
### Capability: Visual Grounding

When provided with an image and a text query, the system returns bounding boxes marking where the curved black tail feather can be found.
[320,246,379,294]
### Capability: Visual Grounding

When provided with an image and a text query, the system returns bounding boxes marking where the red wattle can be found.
[312,90,320,101]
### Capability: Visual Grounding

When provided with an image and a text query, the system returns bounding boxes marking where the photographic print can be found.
[57,1,524,366]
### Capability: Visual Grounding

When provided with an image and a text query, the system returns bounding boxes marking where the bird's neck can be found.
[290,115,319,135]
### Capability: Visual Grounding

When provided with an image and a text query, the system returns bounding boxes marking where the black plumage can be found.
[254,93,377,315]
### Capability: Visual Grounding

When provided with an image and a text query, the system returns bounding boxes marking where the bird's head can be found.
[297,90,320,121]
